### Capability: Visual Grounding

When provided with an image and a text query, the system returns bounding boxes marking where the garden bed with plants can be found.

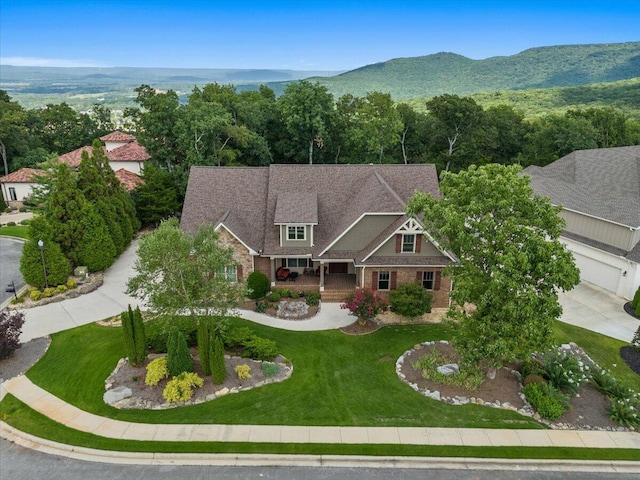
[240,288,320,320]
[399,340,639,431]
[7,274,101,309]
[105,349,292,409]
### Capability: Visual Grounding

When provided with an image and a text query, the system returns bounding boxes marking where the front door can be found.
[328,262,348,274]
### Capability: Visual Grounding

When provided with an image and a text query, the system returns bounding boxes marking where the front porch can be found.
[274,273,356,302]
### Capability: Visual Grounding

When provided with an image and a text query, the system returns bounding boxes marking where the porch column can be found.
[319,261,325,292]
[270,258,276,287]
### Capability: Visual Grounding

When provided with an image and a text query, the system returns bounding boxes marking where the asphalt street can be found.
[0,237,25,304]
[1,438,637,480]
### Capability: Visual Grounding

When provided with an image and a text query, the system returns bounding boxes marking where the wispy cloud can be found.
[0,57,107,67]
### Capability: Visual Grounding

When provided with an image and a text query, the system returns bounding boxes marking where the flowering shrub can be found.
[340,288,387,325]
[235,364,252,380]
[608,395,640,429]
[145,357,169,386]
[0,310,25,360]
[540,348,588,394]
[162,372,204,403]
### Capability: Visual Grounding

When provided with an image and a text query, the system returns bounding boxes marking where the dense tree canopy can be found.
[407,164,580,368]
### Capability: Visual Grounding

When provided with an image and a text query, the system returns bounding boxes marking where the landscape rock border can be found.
[396,340,632,432]
[6,273,103,310]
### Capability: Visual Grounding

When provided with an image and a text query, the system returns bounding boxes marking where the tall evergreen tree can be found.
[121,305,147,366]
[132,163,180,227]
[76,202,116,271]
[210,332,227,384]
[46,163,87,267]
[167,330,193,377]
[197,318,212,376]
[20,216,71,288]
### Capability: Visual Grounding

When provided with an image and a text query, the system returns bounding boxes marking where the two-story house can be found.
[0,131,148,206]
[525,145,640,300]
[180,164,456,305]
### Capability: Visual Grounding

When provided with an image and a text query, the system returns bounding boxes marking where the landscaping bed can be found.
[104,348,292,409]
[398,341,629,431]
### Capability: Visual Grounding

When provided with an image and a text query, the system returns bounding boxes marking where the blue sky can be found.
[1,1,639,71]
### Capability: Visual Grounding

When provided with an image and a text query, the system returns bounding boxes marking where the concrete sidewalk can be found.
[2,375,639,450]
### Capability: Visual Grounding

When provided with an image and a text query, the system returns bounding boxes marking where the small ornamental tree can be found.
[0,310,25,360]
[167,330,193,377]
[632,324,640,352]
[246,270,270,299]
[390,281,432,318]
[197,318,212,376]
[340,288,387,326]
[210,332,227,384]
[121,305,146,366]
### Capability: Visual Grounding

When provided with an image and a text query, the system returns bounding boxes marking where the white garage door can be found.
[572,252,620,293]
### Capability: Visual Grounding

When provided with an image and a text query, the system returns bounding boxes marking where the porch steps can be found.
[321,290,350,303]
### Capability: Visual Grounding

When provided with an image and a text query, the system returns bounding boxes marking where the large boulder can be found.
[437,363,460,376]
[103,386,132,405]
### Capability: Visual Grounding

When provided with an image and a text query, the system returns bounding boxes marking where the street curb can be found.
[1,422,639,472]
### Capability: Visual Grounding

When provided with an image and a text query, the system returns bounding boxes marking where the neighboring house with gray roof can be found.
[525,145,640,299]
[180,164,456,305]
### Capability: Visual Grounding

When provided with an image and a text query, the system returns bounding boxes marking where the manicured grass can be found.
[0,225,29,239]
[2,395,639,461]
[26,319,540,428]
[553,320,640,390]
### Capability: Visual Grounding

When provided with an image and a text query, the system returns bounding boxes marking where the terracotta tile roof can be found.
[59,141,150,167]
[114,168,144,192]
[100,131,136,143]
[58,146,93,167]
[0,167,44,183]
[181,164,442,262]
[106,141,151,162]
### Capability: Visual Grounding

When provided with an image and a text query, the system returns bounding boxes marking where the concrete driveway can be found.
[558,282,638,343]
[0,237,25,304]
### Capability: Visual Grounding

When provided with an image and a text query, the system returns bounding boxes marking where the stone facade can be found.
[361,267,451,309]
[216,227,252,282]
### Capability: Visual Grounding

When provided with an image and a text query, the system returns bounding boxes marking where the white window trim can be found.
[402,233,416,253]
[378,271,390,291]
[422,271,434,290]
[217,265,238,283]
[287,225,306,241]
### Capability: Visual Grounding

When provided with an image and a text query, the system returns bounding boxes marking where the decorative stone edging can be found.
[6,274,103,310]
[104,354,293,410]
[395,340,631,432]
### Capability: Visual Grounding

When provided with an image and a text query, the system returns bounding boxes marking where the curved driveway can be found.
[0,237,25,304]
[16,240,354,342]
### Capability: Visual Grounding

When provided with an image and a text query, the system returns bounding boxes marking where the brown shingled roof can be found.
[100,131,136,143]
[180,164,442,261]
[0,167,44,183]
[114,168,144,192]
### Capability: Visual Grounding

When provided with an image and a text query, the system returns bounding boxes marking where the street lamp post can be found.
[37,239,49,289]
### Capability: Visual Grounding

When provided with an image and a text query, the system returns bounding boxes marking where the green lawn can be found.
[0,225,29,239]
[24,319,540,428]
[2,316,639,459]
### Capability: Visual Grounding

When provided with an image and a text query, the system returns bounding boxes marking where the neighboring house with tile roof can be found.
[181,164,456,305]
[524,145,640,300]
[0,168,44,207]
[1,131,148,205]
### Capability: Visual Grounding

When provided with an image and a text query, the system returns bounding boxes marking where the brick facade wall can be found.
[216,228,253,282]
[362,267,451,308]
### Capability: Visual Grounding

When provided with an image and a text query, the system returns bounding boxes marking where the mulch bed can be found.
[620,346,640,375]
[623,302,640,319]
[340,319,381,335]
[400,342,621,430]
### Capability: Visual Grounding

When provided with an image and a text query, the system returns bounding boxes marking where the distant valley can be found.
[1,41,639,117]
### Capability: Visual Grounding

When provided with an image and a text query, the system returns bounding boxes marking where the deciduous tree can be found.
[407,164,579,369]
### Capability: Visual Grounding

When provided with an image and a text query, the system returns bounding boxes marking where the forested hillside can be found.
[312,41,640,99]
